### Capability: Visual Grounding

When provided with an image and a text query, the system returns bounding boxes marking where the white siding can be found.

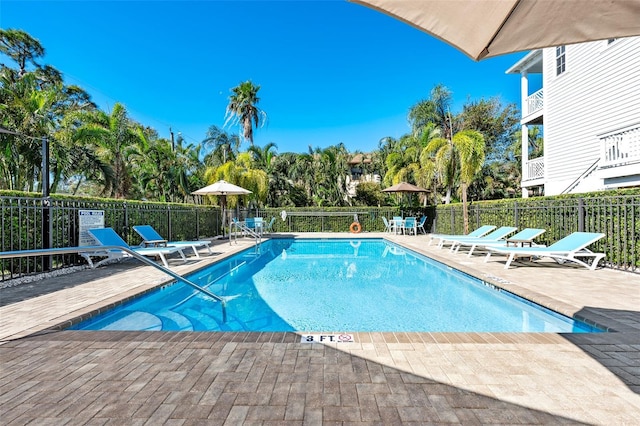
[542,37,640,195]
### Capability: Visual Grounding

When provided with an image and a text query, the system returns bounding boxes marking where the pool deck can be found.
[1,233,639,424]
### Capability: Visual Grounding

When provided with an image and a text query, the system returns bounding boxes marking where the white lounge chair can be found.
[82,227,187,268]
[452,228,545,257]
[485,231,606,270]
[429,225,496,246]
[447,226,518,253]
[133,225,212,258]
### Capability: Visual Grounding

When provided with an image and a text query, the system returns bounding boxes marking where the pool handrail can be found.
[0,246,227,321]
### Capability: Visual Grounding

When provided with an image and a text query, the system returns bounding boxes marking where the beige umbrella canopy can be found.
[192,180,252,235]
[382,182,429,206]
[192,179,252,197]
[350,0,640,60]
[382,182,429,193]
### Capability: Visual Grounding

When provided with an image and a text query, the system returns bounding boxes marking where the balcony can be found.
[523,157,544,185]
[600,125,640,168]
[524,88,544,121]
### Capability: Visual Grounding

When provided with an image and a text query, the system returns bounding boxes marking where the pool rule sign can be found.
[300,333,355,343]
[78,210,105,246]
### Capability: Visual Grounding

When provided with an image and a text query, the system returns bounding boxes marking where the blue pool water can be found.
[71,239,601,333]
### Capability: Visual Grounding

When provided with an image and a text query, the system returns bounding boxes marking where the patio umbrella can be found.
[350,0,640,60]
[382,182,429,193]
[192,180,252,235]
[382,182,429,206]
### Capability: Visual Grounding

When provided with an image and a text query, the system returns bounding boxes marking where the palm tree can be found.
[0,71,66,192]
[426,130,485,233]
[224,81,266,145]
[76,103,143,198]
[309,144,350,206]
[201,125,240,167]
[409,84,456,140]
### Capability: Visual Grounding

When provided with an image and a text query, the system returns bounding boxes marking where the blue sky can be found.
[1,0,529,154]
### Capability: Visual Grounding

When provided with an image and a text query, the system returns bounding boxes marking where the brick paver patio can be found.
[1,233,639,424]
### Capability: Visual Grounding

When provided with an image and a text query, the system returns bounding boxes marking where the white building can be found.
[507,37,640,197]
[345,154,381,197]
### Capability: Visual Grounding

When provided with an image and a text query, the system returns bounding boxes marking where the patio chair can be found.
[263,217,276,234]
[484,231,606,270]
[391,216,404,234]
[402,217,417,235]
[429,225,496,246]
[452,227,545,257]
[445,226,518,253]
[133,225,212,258]
[416,216,428,235]
[382,217,393,233]
[82,227,187,268]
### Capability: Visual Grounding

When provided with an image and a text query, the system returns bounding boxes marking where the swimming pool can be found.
[71,239,601,333]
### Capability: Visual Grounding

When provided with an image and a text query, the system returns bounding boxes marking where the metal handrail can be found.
[229,221,262,246]
[0,245,227,322]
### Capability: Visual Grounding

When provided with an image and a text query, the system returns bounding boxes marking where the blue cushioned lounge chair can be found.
[133,225,212,258]
[82,227,187,268]
[484,231,606,270]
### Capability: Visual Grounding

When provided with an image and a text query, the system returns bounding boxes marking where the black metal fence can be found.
[434,194,639,272]
[1,195,221,280]
[2,192,638,280]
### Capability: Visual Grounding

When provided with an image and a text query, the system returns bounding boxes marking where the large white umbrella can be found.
[192,179,252,197]
[192,180,252,235]
[350,0,640,60]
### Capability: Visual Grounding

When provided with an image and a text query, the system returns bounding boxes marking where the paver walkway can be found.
[1,233,639,424]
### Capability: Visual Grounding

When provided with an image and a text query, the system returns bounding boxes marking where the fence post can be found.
[195,208,199,239]
[514,201,519,228]
[450,205,455,233]
[41,136,52,271]
[475,205,480,228]
[42,197,52,272]
[123,202,129,240]
[167,205,172,240]
[578,198,585,232]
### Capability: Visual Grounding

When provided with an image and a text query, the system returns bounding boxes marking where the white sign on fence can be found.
[78,210,105,246]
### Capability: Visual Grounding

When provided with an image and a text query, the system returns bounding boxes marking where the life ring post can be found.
[350,222,362,234]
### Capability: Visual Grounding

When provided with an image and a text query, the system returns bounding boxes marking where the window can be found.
[555,46,566,75]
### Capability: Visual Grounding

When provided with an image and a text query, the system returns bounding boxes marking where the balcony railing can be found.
[524,157,544,181]
[525,88,544,117]
[600,125,640,167]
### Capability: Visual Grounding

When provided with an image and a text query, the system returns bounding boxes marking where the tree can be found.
[409,84,457,140]
[224,80,266,145]
[459,97,519,163]
[353,182,386,206]
[426,130,485,232]
[0,29,45,76]
[76,103,143,198]
[201,125,240,167]
[309,144,350,206]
